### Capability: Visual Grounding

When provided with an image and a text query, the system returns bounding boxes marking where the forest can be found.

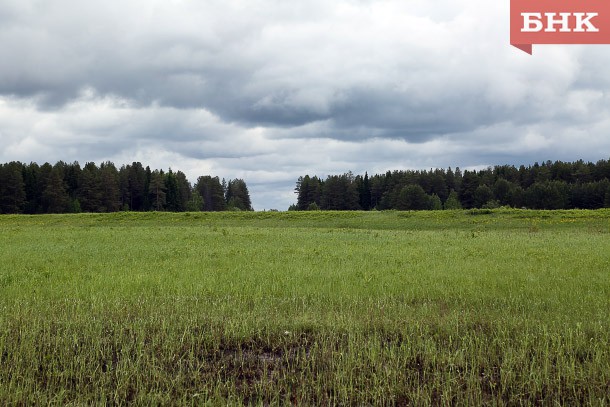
[292,159,610,211]
[3,158,610,214]
[0,161,252,214]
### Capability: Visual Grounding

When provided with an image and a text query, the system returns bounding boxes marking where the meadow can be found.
[0,209,609,405]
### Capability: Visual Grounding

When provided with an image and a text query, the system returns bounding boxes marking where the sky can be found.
[1,0,610,210]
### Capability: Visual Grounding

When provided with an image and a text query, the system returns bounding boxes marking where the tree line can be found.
[291,159,610,211]
[0,161,252,214]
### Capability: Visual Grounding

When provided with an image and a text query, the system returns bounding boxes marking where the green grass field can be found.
[1,209,609,405]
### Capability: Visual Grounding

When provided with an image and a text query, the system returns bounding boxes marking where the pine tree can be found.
[196,176,226,211]
[99,162,121,212]
[125,162,147,211]
[42,167,70,213]
[149,170,166,211]
[0,162,26,214]
[174,171,191,212]
[296,175,322,210]
[22,162,42,214]
[164,169,179,211]
[78,162,102,212]
[459,171,479,209]
[226,179,253,211]
[358,172,372,210]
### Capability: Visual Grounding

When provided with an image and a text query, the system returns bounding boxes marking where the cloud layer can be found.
[1,0,609,209]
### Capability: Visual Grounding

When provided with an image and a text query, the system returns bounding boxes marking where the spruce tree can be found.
[149,170,166,211]
[0,162,26,214]
[42,167,70,213]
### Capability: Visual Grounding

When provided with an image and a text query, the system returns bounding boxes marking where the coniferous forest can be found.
[0,161,252,214]
[2,159,610,214]
[292,159,610,211]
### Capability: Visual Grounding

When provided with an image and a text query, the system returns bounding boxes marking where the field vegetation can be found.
[1,209,609,405]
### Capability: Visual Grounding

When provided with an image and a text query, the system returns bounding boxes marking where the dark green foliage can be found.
[79,162,102,212]
[226,179,253,211]
[22,162,42,214]
[525,181,570,210]
[123,162,148,211]
[0,160,248,214]
[173,171,192,212]
[0,162,26,214]
[396,185,429,210]
[459,171,480,209]
[428,172,449,203]
[42,166,71,213]
[292,158,610,211]
[295,175,322,210]
[508,186,526,208]
[196,176,227,212]
[570,180,609,209]
[149,170,167,211]
[473,185,494,209]
[321,173,360,210]
[492,178,512,206]
[162,169,193,212]
[357,172,372,210]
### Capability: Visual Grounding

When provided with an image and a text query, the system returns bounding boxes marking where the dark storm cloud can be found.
[0,0,512,141]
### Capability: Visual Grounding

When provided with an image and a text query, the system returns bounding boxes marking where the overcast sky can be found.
[2,0,610,209]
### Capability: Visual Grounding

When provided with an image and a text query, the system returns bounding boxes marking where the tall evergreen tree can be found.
[226,179,253,211]
[459,171,479,209]
[357,172,372,210]
[149,170,166,211]
[22,162,42,214]
[78,162,102,212]
[124,162,147,211]
[99,162,121,212]
[42,166,71,213]
[321,173,359,210]
[295,175,322,210]
[196,176,226,211]
[174,170,192,212]
[429,172,449,203]
[164,169,180,211]
[0,162,26,214]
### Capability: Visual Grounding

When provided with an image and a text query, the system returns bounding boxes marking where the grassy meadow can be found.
[0,209,609,405]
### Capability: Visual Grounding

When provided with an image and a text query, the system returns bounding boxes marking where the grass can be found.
[0,209,609,405]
